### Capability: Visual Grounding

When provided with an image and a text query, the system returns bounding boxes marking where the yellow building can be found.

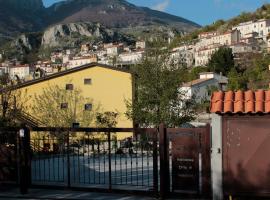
[8,63,133,136]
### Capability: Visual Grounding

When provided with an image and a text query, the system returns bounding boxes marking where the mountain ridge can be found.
[0,0,200,43]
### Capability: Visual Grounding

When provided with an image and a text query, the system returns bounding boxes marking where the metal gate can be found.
[30,127,158,194]
[160,125,211,196]
[0,125,212,198]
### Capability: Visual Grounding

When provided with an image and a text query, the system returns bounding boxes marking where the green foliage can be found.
[227,68,246,90]
[126,41,196,127]
[226,53,270,91]
[0,75,29,127]
[96,111,119,128]
[208,47,234,76]
[243,54,270,90]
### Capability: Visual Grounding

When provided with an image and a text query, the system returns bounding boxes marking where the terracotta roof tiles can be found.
[210,90,270,114]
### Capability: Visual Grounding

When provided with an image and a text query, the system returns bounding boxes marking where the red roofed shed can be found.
[210,90,270,198]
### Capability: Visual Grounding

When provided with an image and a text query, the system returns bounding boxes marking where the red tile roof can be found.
[210,90,270,114]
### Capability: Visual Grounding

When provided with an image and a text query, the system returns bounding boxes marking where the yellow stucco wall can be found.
[17,65,133,132]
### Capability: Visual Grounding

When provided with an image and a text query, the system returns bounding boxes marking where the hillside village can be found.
[1,18,270,119]
[2,18,270,79]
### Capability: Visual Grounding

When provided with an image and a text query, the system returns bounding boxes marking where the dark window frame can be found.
[60,103,68,109]
[84,103,93,111]
[66,84,74,90]
[84,78,92,85]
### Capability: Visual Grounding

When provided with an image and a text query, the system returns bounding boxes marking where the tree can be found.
[32,84,100,127]
[96,111,119,128]
[208,47,234,76]
[126,41,196,128]
[0,74,29,127]
[227,68,247,90]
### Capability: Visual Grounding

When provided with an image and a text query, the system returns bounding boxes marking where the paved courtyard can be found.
[31,154,155,191]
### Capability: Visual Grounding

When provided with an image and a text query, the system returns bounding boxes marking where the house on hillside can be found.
[180,72,228,103]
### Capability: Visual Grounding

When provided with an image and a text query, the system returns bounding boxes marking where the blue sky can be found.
[43,0,270,26]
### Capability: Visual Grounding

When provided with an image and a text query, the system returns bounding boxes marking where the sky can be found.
[43,0,270,26]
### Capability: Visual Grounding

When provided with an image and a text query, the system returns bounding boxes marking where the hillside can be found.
[0,0,200,45]
[0,0,46,43]
[46,0,199,34]
[174,3,270,44]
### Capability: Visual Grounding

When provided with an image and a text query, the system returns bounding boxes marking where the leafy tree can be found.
[96,111,119,128]
[208,47,234,76]
[126,41,196,128]
[0,74,29,126]
[243,54,270,90]
[32,83,100,127]
[227,68,246,90]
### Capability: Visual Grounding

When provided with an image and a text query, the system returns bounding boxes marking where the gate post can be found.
[18,125,31,194]
[159,123,170,199]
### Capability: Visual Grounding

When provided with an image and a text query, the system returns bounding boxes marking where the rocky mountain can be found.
[3,22,133,61]
[46,0,200,34]
[0,0,199,43]
[41,22,133,47]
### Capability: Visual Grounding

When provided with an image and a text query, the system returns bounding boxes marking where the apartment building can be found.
[232,19,270,40]
[196,30,240,50]
[171,46,195,67]
[119,51,144,64]
[195,44,221,66]
[67,55,98,69]
[9,64,30,80]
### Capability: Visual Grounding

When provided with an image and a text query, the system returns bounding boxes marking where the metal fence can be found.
[0,128,19,184]
[30,127,158,193]
[0,125,212,199]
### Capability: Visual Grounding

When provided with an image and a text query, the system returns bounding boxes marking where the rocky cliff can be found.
[41,22,133,47]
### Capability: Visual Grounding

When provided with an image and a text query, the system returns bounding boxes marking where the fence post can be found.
[153,129,159,196]
[18,125,31,194]
[108,132,112,191]
[159,123,170,199]
[67,131,71,188]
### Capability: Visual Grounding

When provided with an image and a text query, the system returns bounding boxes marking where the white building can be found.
[230,43,259,54]
[195,44,221,66]
[170,49,195,67]
[119,51,144,64]
[105,44,124,56]
[9,65,30,80]
[180,72,228,103]
[196,30,240,50]
[67,55,98,69]
[136,41,146,49]
[232,19,270,41]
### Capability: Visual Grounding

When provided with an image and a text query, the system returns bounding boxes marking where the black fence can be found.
[0,125,212,199]
[0,128,19,184]
[29,127,158,194]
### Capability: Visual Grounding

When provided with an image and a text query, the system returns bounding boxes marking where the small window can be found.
[85,104,92,111]
[66,84,73,90]
[61,103,68,109]
[84,78,92,85]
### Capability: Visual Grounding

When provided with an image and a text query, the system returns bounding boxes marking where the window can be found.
[61,103,68,109]
[66,84,73,90]
[85,104,92,111]
[84,78,92,85]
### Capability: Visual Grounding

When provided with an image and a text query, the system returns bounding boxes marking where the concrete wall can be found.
[211,114,223,200]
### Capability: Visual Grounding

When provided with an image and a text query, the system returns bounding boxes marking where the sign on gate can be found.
[171,133,199,192]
